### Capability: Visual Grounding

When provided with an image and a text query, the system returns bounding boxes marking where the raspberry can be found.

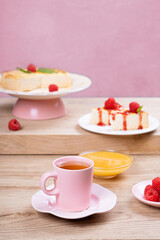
[144,188,159,202]
[104,98,116,109]
[144,185,153,196]
[152,177,160,194]
[49,84,59,92]
[8,119,21,131]
[129,102,140,113]
[27,64,36,72]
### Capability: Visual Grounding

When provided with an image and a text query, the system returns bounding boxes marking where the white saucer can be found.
[32,183,117,219]
[132,180,160,208]
[0,73,91,100]
[78,113,159,136]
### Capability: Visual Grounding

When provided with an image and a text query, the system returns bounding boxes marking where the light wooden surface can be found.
[0,98,160,154]
[0,154,160,240]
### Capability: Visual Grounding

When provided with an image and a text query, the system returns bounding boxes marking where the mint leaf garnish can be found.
[137,105,143,114]
[17,68,32,73]
[37,68,56,73]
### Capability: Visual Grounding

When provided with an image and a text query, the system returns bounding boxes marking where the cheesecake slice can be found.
[90,98,149,131]
[90,98,127,126]
[1,68,71,92]
[110,110,149,130]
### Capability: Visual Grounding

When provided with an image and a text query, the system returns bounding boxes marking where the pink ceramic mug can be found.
[40,156,94,212]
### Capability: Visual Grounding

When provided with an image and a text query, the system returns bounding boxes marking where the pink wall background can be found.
[0,0,160,97]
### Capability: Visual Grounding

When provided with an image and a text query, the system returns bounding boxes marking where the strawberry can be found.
[8,119,21,131]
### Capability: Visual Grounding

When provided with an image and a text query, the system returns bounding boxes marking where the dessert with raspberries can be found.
[90,98,127,126]
[1,64,71,92]
[144,177,160,202]
[111,101,148,130]
[90,98,149,130]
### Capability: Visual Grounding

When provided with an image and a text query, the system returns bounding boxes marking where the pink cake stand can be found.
[0,73,92,120]
[12,98,66,120]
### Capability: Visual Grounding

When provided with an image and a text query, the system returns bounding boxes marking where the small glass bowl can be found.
[80,150,133,179]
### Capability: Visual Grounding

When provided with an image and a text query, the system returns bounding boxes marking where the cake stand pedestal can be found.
[12,98,66,120]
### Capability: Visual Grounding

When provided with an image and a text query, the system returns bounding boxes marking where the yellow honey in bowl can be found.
[80,151,133,179]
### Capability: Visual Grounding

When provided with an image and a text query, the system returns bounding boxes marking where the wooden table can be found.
[0,98,160,240]
[0,98,160,154]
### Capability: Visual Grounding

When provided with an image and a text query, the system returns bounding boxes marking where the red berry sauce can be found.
[97,108,106,126]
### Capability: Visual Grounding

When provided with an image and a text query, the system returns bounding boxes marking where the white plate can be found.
[132,180,160,208]
[0,73,91,100]
[32,183,117,219]
[78,113,159,136]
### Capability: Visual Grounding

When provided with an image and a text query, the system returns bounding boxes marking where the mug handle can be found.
[40,171,59,196]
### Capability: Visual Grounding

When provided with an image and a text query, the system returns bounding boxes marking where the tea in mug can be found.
[57,161,90,170]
